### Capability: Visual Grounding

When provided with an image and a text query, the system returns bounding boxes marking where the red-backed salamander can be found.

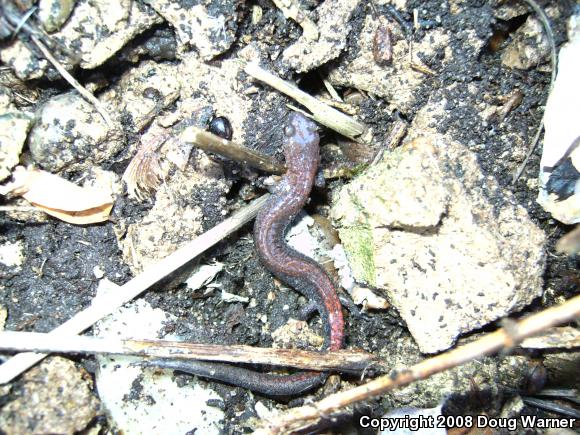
[146,112,345,396]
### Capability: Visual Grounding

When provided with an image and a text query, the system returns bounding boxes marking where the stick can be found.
[30,35,114,128]
[0,332,378,374]
[254,294,580,434]
[181,127,285,174]
[519,326,580,349]
[371,117,408,165]
[0,195,269,384]
[245,63,366,140]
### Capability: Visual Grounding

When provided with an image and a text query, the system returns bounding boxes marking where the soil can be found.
[0,0,578,434]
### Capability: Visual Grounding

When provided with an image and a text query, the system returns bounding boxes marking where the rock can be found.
[27,92,124,172]
[143,0,238,59]
[0,357,100,434]
[0,111,33,181]
[327,15,452,113]
[0,41,49,81]
[271,319,324,350]
[0,0,161,80]
[501,5,560,70]
[0,87,11,110]
[493,0,541,21]
[118,151,229,273]
[0,240,24,268]
[500,395,525,419]
[38,0,76,33]
[282,0,360,73]
[0,306,6,331]
[536,12,580,224]
[100,60,181,133]
[177,53,253,145]
[95,298,225,435]
[186,263,224,292]
[331,135,546,353]
[74,0,161,69]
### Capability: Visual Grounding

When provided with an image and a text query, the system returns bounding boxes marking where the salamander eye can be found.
[284,124,296,137]
[209,116,233,140]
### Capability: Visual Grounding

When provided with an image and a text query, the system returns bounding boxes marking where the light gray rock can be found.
[0,356,100,434]
[501,5,560,70]
[0,41,49,81]
[326,13,460,113]
[176,53,254,145]
[38,0,76,33]
[27,92,124,172]
[119,150,229,274]
[100,60,181,133]
[331,135,546,353]
[282,0,360,73]
[143,0,238,60]
[0,240,24,268]
[0,0,161,80]
[0,111,33,181]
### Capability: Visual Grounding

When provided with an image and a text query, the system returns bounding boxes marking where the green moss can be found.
[338,225,376,287]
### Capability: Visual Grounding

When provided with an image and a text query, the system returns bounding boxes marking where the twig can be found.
[254,294,580,434]
[522,396,580,419]
[371,117,408,165]
[245,62,367,140]
[181,127,285,174]
[319,72,343,102]
[0,195,269,384]
[511,0,558,184]
[534,389,580,404]
[10,6,37,38]
[0,332,378,374]
[29,35,114,128]
[519,326,580,349]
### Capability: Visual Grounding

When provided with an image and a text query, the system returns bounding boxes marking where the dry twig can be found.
[254,294,580,434]
[2,5,112,125]
[181,127,285,174]
[371,117,408,165]
[29,36,114,128]
[0,195,269,384]
[0,332,378,374]
[245,63,366,139]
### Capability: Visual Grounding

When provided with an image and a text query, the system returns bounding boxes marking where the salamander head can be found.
[283,112,319,166]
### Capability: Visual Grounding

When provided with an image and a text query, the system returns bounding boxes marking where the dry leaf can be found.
[0,166,114,224]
